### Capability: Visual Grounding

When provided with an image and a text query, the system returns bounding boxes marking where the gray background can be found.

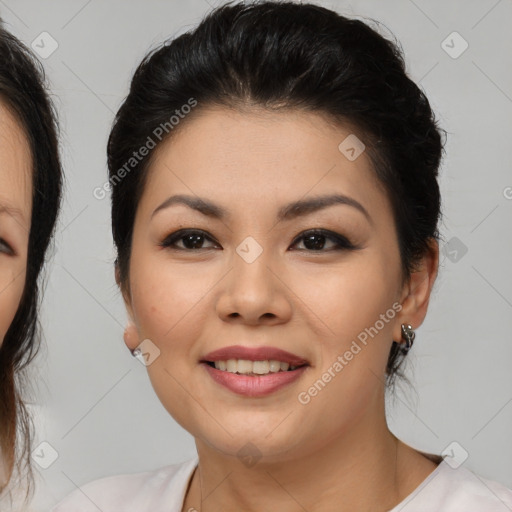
[0,0,511,509]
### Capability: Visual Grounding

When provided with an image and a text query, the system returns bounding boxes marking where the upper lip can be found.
[201,345,309,366]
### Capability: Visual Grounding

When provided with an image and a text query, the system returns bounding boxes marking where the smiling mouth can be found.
[202,359,308,376]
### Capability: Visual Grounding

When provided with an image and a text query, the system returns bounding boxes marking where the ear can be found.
[393,238,439,341]
[123,321,139,352]
[115,261,139,351]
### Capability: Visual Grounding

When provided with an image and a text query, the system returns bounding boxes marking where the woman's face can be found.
[0,102,31,347]
[123,106,436,461]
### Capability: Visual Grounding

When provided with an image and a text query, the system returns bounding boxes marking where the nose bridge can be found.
[235,234,266,266]
[231,233,274,296]
[230,204,274,268]
[216,232,290,323]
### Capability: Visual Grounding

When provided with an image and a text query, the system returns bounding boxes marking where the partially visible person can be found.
[0,18,63,508]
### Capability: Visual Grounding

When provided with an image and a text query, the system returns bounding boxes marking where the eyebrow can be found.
[152,193,372,224]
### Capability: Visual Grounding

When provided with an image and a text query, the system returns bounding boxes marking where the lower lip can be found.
[201,363,308,397]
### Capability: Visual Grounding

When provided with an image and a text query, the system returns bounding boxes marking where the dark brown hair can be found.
[0,20,63,502]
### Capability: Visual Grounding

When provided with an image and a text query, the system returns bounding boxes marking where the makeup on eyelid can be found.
[158,228,358,252]
[149,211,369,253]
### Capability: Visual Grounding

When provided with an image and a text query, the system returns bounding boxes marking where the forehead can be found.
[0,100,32,224]
[141,106,388,220]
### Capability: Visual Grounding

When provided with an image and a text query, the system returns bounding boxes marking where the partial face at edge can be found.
[121,106,433,461]
[0,101,32,347]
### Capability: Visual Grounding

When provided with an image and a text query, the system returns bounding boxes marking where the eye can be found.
[160,228,356,252]
[0,238,14,255]
[290,229,356,252]
[160,229,220,251]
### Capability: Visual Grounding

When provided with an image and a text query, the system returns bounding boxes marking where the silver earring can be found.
[400,323,415,354]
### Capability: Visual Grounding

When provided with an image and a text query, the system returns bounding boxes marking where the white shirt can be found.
[51,456,512,512]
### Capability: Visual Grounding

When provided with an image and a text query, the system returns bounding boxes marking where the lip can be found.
[201,363,309,397]
[201,345,309,366]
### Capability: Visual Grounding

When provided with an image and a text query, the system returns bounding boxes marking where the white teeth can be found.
[237,359,253,373]
[269,360,281,372]
[226,359,237,372]
[212,359,299,375]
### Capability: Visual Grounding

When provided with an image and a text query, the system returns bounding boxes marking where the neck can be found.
[182,401,438,512]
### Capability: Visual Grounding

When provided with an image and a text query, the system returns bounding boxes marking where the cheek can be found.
[129,256,214,355]
[290,252,398,344]
[287,254,397,413]
[0,266,26,344]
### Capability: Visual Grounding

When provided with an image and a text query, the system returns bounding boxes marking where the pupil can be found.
[184,234,203,249]
[304,234,325,250]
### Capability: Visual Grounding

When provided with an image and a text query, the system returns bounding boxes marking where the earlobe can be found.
[123,321,139,351]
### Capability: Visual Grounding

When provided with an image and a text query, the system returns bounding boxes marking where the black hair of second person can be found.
[0,20,63,502]
[107,1,446,388]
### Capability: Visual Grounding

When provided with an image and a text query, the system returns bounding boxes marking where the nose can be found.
[215,246,293,326]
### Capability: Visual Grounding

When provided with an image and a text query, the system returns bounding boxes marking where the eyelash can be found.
[159,228,356,252]
[0,238,13,255]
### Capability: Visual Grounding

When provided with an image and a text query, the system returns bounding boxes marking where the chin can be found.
[193,419,306,459]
